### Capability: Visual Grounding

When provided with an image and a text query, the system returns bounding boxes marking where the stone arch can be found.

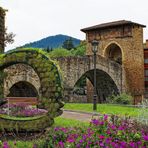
[4,63,40,97]
[104,42,123,64]
[0,49,64,118]
[73,68,119,102]
[7,81,38,97]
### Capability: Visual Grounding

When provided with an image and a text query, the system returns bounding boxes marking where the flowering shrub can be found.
[1,115,148,147]
[0,103,47,117]
[44,115,148,148]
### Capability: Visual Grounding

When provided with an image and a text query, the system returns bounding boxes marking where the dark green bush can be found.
[108,93,133,104]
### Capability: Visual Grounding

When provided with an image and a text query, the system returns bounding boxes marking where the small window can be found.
[145,70,148,76]
[144,59,148,63]
[145,77,148,81]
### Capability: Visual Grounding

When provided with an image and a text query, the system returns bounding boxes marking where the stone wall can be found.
[4,64,40,97]
[85,24,144,103]
[0,7,5,53]
[54,56,123,102]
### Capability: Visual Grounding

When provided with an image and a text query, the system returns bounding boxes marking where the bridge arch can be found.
[0,49,64,117]
[73,68,119,102]
[104,42,123,64]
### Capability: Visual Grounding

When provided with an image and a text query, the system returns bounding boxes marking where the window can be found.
[145,77,148,81]
[144,59,148,63]
[145,70,148,76]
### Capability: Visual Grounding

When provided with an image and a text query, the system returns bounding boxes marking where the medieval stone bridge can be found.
[56,55,123,91]
[4,54,124,101]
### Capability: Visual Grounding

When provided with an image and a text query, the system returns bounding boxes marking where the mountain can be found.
[21,34,81,49]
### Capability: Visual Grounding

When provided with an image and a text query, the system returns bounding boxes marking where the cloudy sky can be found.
[1,0,148,51]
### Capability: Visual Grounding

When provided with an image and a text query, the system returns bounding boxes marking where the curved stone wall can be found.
[4,63,40,97]
[0,49,64,118]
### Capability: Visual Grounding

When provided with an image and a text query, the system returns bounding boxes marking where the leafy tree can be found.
[62,37,74,50]
[71,40,86,56]
[48,48,72,58]
[4,28,15,46]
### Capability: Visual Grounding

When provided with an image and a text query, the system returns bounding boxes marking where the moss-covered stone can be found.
[0,48,64,131]
[0,115,53,132]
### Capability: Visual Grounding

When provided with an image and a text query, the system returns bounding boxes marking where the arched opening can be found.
[73,69,119,103]
[7,81,38,97]
[105,43,122,64]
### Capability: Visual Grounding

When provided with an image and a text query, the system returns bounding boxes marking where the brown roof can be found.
[81,20,146,32]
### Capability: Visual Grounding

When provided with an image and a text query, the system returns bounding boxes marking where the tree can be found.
[4,28,15,46]
[62,37,74,50]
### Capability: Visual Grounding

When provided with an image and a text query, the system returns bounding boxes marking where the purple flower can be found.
[143,135,148,141]
[58,141,64,148]
[129,142,135,148]
[67,138,75,143]
[99,142,104,147]
[91,119,99,126]
[3,141,10,148]
[79,139,83,143]
[104,114,108,120]
[32,144,37,148]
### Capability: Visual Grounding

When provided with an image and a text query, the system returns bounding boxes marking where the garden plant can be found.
[1,114,148,148]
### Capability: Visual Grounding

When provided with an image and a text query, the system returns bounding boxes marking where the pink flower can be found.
[58,141,64,148]
[99,135,105,139]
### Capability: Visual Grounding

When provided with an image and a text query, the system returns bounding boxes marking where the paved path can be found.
[61,110,99,122]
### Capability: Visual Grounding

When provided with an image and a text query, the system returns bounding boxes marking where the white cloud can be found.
[1,0,148,50]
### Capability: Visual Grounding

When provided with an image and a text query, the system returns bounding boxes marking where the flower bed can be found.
[0,103,47,117]
[0,103,51,132]
[44,115,148,147]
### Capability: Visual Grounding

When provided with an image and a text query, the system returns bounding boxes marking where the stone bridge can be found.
[55,55,124,100]
[4,54,124,102]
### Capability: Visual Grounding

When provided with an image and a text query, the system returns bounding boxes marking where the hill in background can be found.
[21,34,81,49]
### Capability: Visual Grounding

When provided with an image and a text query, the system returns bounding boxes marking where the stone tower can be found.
[0,7,6,53]
[81,20,146,103]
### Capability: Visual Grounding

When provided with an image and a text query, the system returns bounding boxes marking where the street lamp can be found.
[91,40,99,112]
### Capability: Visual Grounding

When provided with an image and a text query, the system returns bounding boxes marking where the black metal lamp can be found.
[91,40,99,112]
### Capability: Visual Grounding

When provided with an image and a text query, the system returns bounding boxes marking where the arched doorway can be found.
[73,69,119,103]
[7,81,38,97]
[105,43,122,64]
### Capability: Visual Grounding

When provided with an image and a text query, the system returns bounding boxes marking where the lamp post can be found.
[91,40,99,112]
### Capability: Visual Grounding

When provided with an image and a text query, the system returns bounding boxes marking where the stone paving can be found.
[61,110,98,122]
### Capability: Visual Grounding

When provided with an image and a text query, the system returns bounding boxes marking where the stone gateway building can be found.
[0,7,148,104]
[81,20,145,104]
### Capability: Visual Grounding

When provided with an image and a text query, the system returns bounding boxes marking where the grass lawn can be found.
[63,103,144,117]
[54,117,89,127]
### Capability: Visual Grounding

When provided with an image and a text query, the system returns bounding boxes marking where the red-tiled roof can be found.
[81,20,146,32]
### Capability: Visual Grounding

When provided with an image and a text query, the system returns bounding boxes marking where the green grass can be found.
[63,103,143,117]
[54,117,89,127]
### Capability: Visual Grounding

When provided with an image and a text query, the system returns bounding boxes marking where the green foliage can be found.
[62,37,74,50]
[0,71,7,98]
[108,93,133,104]
[48,41,86,58]
[48,48,72,58]
[71,41,86,56]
